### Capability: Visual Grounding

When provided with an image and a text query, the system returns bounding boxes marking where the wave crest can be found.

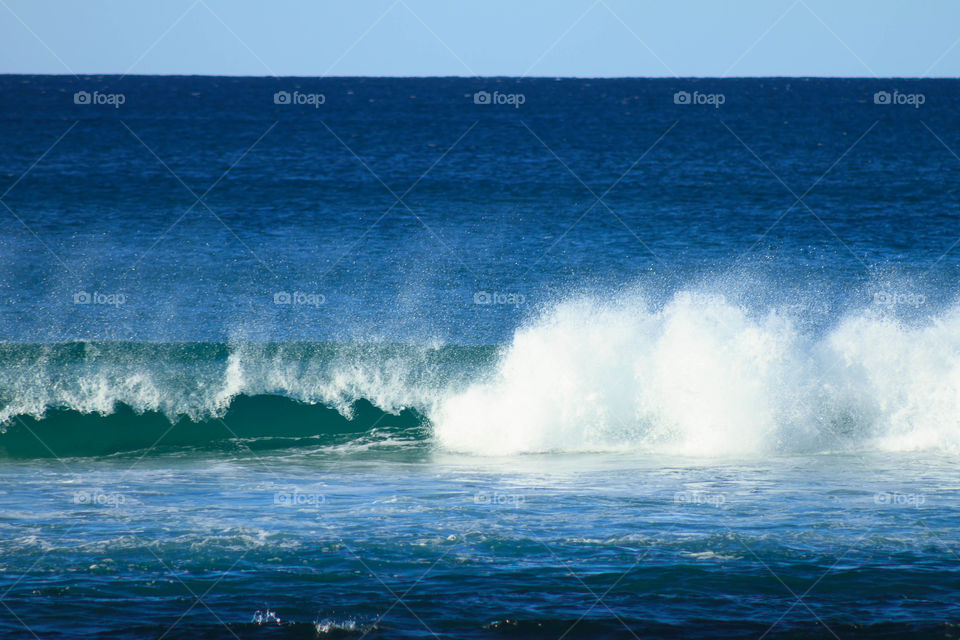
[433,293,960,455]
[5,290,960,458]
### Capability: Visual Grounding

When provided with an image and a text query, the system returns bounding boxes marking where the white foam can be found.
[432,292,960,456]
[0,341,464,426]
[5,289,960,458]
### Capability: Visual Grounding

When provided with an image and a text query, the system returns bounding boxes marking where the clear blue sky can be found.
[2,0,959,77]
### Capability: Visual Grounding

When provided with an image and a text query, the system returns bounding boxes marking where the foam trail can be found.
[432,292,960,456]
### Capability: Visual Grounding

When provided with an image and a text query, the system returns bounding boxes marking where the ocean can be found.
[1,76,959,638]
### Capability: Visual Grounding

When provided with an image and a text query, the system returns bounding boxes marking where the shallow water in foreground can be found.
[1,442,958,639]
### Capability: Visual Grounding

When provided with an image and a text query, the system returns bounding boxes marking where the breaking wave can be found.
[434,291,960,456]
[3,289,960,458]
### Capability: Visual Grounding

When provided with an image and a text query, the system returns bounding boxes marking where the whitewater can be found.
[3,289,958,458]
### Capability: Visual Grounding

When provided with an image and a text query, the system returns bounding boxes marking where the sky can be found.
[1,0,959,77]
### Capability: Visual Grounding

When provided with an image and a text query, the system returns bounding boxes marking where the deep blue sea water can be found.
[1,76,960,638]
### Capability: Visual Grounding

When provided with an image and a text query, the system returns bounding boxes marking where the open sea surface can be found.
[1,76,959,638]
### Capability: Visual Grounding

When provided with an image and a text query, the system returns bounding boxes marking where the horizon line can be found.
[1,73,957,80]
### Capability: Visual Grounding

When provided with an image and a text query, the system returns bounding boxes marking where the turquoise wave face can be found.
[8,289,960,460]
[1,394,427,458]
[0,340,481,457]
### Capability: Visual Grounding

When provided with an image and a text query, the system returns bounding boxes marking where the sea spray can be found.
[0,342,492,427]
[4,292,960,457]
[433,292,960,456]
